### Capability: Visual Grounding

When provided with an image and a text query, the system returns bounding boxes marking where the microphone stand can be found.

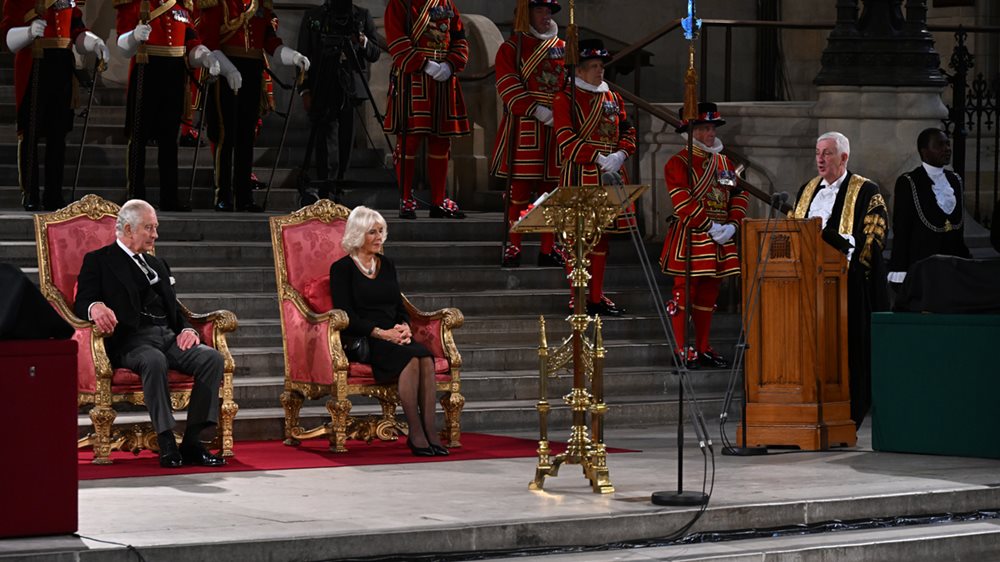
[601,172,713,507]
[719,191,789,456]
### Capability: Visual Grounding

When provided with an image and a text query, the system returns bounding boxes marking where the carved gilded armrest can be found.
[401,294,463,371]
[179,302,238,373]
[279,287,351,386]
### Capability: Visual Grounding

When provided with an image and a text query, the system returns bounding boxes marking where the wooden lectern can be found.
[738,218,856,450]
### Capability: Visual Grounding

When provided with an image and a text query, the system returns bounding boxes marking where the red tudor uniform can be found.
[552,39,636,316]
[490,1,566,267]
[1,0,88,210]
[116,0,205,211]
[384,0,470,219]
[198,0,289,211]
[659,103,749,368]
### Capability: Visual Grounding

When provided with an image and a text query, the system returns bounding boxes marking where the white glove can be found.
[189,45,220,76]
[76,31,109,62]
[424,60,441,77]
[532,105,554,126]
[213,50,242,91]
[117,23,151,58]
[711,223,736,244]
[432,61,452,81]
[842,233,856,262]
[598,150,626,173]
[6,20,47,53]
[275,44,310,71]
[358,33,368,49]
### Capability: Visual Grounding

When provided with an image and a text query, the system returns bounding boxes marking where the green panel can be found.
[871,313,1000,458]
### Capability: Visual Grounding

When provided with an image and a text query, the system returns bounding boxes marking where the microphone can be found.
[770,191,791,211]
[601,171,624,187]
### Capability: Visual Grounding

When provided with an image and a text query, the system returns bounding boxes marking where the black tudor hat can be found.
[578,38,612,63]
[675,101,726,134]
[529,0,561,13]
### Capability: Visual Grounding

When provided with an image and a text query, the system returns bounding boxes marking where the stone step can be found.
[486,520,1000,562]
[170,287,679,321]
[229,366,735,410]
[224,336,712,377]
[78,394,731,442]
[221,313,741,348]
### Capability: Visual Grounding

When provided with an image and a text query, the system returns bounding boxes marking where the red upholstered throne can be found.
[269,200,464,452]
[34,195,239,464]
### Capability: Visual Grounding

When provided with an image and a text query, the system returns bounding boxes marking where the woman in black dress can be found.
[329,206,448,456]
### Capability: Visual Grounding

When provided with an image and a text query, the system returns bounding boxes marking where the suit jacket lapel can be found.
[107,244,143,312]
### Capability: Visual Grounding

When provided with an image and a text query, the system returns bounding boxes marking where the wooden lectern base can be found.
[737,402,857,450]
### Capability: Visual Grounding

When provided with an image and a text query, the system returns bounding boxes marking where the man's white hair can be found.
[116,199,155,236]
[341,206,388,254]
[817,131,850,157]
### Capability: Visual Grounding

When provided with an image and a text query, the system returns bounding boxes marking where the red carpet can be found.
[78,433,637,480]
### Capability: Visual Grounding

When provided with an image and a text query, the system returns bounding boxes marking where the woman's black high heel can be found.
[407,437,435,457]
[425,430,449,456]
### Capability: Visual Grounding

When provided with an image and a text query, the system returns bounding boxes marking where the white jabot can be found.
[530,20,558,40]
[922,162,957,215]
[573,77,609,93]
[807,170,848,229]
[679,133,724,154]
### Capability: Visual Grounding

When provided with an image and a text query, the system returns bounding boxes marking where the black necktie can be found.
[133,254,156,282]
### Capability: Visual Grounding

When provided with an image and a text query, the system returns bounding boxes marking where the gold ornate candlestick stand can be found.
[514,183,645,494]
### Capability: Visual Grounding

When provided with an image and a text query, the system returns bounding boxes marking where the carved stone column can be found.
[812,0,948,191]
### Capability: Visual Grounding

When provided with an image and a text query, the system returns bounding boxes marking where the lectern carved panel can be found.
[769,234,792,260]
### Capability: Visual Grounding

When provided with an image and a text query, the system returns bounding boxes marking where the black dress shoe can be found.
[537,251,565,267]
[157,433,183,468]
[698,349,730,369]
[399,198,418,219]
[406,439,435,457]
[22,193,41,212]
[586,297,624,317]
[215,200,234,212]
[429,206,466,219]
[429,198,466,219]
[178,441,226,467]
[424,430,449,456]
[501,243,521,268]
[674,347,700,370]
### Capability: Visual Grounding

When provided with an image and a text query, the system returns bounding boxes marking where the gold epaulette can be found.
[196,0,218,10]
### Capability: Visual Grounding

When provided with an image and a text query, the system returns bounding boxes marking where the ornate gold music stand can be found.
[513,182,647,494]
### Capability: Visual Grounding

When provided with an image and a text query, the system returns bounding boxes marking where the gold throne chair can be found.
[269,200,464,452]
[34,194,239,464]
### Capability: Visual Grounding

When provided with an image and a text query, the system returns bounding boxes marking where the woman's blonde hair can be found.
[341,206,388,254]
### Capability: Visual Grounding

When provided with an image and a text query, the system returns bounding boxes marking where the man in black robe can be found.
[889,128,971,290]
[791,131,889,429]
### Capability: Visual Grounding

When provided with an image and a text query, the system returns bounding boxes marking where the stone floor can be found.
[4,422,1000,561]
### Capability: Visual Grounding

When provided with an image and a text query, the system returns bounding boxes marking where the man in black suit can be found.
[791,131,889,429]
[74,200,226,468]
[889,128,971,289]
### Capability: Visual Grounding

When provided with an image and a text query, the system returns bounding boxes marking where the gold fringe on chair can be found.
[514,0,531,34]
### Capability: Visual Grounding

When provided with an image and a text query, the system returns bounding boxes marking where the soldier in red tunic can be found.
[552,38,636,317]
[490,0,566,268]
[198,0,309,212]
[2,0,109,211]
[383,0,470,219]
[116,0,221,211]
[659,102,749,369]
